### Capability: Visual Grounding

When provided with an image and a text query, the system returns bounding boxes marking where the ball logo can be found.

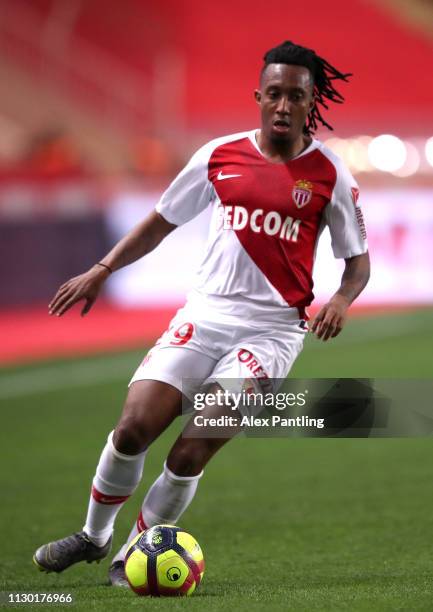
[292,179,313,208]
[152,533,163,545]
[167,566,182,581]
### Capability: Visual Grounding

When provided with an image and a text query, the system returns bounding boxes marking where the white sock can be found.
[111,462,203,562]
[83,431,146,547]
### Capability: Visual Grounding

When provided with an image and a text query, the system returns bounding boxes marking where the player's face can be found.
[255,64,315,144]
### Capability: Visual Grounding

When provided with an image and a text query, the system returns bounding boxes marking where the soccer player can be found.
[33,41,370,585]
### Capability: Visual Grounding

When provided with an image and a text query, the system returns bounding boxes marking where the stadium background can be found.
[1,0,433,609]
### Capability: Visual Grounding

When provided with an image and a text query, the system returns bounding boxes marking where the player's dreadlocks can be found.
[263,41,352,134]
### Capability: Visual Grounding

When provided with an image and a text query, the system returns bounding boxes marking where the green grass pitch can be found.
[1,308,433,611]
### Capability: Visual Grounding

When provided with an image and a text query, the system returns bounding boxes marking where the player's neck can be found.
[256,131,312,163]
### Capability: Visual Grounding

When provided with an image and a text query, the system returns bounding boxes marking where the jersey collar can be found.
[248,129,319,162]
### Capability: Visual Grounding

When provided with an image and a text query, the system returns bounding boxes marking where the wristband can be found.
[96,262,113,274]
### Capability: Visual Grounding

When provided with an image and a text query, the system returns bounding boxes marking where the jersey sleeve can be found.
[324,159,368,259]
[155,143,213,226]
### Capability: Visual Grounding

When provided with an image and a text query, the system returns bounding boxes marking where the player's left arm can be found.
[311,251,370,341]
[311,153,370,341]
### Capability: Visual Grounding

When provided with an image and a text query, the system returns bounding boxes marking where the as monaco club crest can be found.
[292,179,313,208]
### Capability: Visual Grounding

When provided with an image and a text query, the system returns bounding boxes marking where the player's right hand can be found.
[48,265,111,317]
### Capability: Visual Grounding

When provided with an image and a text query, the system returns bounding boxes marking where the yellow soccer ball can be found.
[125,525,205,596]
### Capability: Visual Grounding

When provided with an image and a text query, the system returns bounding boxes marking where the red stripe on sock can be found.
[91,485,130,505]
[136,511,148,533]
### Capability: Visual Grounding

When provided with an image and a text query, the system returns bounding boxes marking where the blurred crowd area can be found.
[0,125,179,181]
[0,0,432,180]
[0,0,432,310]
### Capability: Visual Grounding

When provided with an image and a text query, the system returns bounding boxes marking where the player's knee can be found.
[113,414,149,455]
[166,440,211,476]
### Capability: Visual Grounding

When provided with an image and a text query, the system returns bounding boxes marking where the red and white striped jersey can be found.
[156,130,367,319]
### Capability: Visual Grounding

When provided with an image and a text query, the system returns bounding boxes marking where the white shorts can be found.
[130,292,307,400]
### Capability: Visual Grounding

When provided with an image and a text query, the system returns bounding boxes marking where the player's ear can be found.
[308,93,316,113]
[254,89,261,105]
